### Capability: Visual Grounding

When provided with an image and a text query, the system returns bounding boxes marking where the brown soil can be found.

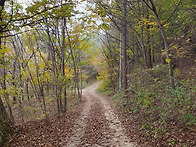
[5,82,137,147]
[65,82,136,147]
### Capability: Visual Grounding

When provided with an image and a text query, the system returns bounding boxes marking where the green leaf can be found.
[98,9,106,17]
[100,23,109,31]
[0,48,9,53]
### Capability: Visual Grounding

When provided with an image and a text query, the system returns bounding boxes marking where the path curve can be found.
[65,82,136,147]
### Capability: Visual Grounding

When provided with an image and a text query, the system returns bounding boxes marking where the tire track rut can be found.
[65,82,136,147]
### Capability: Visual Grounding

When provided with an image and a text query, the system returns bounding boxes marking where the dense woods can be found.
[0,0,99,145]
[95,0,196,146]
[0,0,195,146]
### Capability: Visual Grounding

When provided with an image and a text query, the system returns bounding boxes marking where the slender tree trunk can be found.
[63,83,67,112]
[27,65,45,113]
[78,51,82,100]
[40,85,48,119]
[151,34,156,62]
[61,6,67,111]
[0,96,13,146]
[121,0,128,94]
[59,85,63,112]
[145,0,175,89]
[11,37,19,103]
[158,23,175,89]
[76,48,81,100]
[119,32,122,92]
[154,14,175,89]
[80,68,82,97]
[45,18,60,117]
[0,6,12,136]
[140,0,148,68]
[26,79,30,104]
[33,33,48,119]
[0,38,14,124]
[12,63,17,103]
[3,60,14,124]
[65,17,78,99]
[147,24,152,68]
[18,65,24,123]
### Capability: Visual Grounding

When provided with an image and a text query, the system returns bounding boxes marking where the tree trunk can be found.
[121,0,128,94]
[0,1,13,144]
[119,32,122,92]
[153,11,175,89]
[45,18,60,117]
[65,17,79,99]
[140,0,148,68]
[26,79,30,104]
[147,24,152,68]
[158,24,175,89]
[61,0,67,112]
[0,97,13,146]
[144,0,175,89]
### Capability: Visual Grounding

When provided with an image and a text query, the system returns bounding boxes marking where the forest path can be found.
[65,82,136,147]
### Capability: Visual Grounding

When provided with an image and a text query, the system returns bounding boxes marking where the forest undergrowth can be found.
[98,51,196,147]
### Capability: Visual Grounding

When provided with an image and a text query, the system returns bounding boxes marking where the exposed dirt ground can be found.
[5,82,137,147]
[65,82,136,147]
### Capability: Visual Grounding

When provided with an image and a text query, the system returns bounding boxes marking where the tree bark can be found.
[158,23,175,89]
[121,0,128,94]
[61,0,67,112]
[119,32,122,92]
[45,18,60,117]
[65,17,79,99]
[0,1,13,145]
[143,0,175,89]
[0,97,13,146]
[140,0,148,68]
[147,24,152,68]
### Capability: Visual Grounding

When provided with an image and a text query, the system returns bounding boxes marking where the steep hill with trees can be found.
[95,0,196,146]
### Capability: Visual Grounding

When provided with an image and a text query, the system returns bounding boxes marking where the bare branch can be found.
[162,0,182,26]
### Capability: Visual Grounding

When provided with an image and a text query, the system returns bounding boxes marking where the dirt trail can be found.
[65,82,136,147]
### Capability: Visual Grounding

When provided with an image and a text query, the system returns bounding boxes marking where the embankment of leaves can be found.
[3,99,85,147]
[100,63,196,146]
